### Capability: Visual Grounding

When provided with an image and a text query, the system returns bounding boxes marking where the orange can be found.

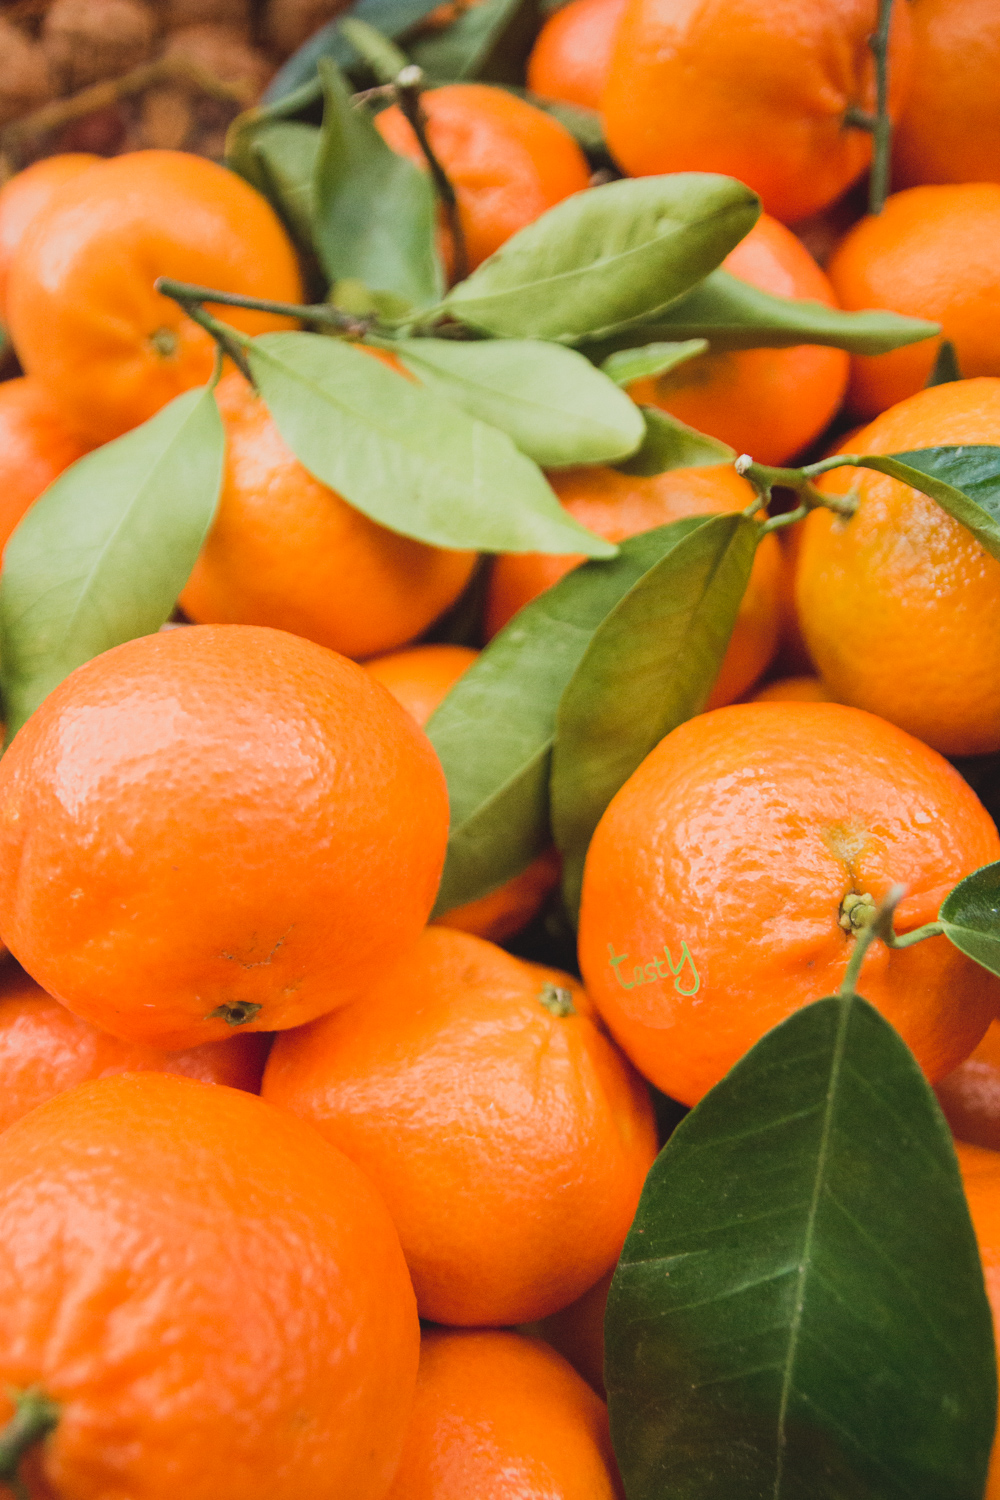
[526,0,627,111]
[179,371,477,660]
[602,0,913,225]
[893,0,1000,190]
[828,185,1000,417]
[936,1022,1000,1154]
[0,377,91,554]
[531,1267,613,1396]
[375,84,591,274]
[384,1329,623,1500]
[750,675,832,703]
[363,643,479,724]
[261,927,658,1325]
[433,846,563,943]
[0,1072,419,1500]
[0,624,449,1050]
[954,1142,1000,1500]
[6,149,304,445]
[771,519,814,675]
[578,700,1000,1107]
[627,215,849,465]
[796,378,1000,756]
[485,463,782,707]
[0,966,270,1133]
[0,153,99,324]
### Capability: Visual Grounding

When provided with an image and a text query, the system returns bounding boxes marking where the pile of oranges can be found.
[1,0,1000,1495]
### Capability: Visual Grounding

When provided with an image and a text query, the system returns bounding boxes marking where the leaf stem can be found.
[867,0,895,215]
[839,884,907,996]
[0,1389,59,1499]
[393,65,470,285]
[164,295,255,385]
[154,278,372,336]
[734,455,859,518]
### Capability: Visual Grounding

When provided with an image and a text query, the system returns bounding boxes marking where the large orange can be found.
[384,1330,623,1499]
[526,0,627,111]
[6,149,304,445]
[627,214,849,465]
[485,463,782,707]
[375,84,591,274]
[893,0,1000,190]
[828,185,1000,417]
[796,378,1000,756]
[602,0,913,224]
[0,1072,419,1500]
[261,927,658,1326]
[578,701,1000,1107]
[936,1022,1000,1155]
[0,625,449,1049]
[0,377,91,554]
[0,153,99,323]
[179,372,477,660]
[954,1142,1000,1500]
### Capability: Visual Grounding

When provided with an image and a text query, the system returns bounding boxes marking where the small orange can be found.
[384,1329,623,1500]
[578,701,1000,1107]
[0,377,91,554]
[375,84,591,274]
[531,1267,613,1396]
[750,675,832,703]
[363,643,479,725]
[261,927,658,1326]
[485,463,782,707]
[0,625,449,1049]
[0,1072,419,1500]
[936,1022,1000,1154]
[893,0,1000,190]
[6,149,304,445]
[434,846,562,943]
[602,0,913,224]
[954,1142,1000,1500]
[526,0,627,111]
[627,214,849,465]
[796,378,1000,756]
[0,153,99,323]
[179,371,477,660]
[828,184,1000,417]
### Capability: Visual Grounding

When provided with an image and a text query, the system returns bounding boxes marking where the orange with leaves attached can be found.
[0,153,99,323]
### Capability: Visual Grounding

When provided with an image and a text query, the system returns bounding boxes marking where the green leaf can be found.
[845,445,1000,564]
[606,993,997,1500]
[927,339,963,387]
[246,331,615,555]
[261,0,444,103]
[552,513,758,915]
[337,16,409,81]
[939,860,1000,977]
[600,339,708,387]
[390,337,644,466]
[313,59,443,308]
[442,175,761,342]
[226,74,323,178]
[427,522,697,914]
[0,386,224,741]
[615,406,735,477]
[409,0,541,83]
[245,122,321,254]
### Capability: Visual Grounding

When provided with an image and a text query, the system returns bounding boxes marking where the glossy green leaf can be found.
[600,339,708,387]
[615,406,735,476]
[0,386,224,740]
[391,337,644,466]
[845,445,1000,563]
[409,0,540,83]
[337,16,409,80]
[313,59,443,307]
[606,993,997,1500]
[443,175,761,342]
[261,0,443,102]
[939,860,1000,977]
[927,339,962,387]
[246,332,615,555]
[244,121,320,253]
[552,512,758,915]
[427,522,697,915]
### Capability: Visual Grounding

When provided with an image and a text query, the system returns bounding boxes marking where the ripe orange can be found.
[0,624,449,1050]
[0,1072,419,1500]
[179,371,477,660]
[531,1267,613,1396]
[796,378,1000,756]
[602,0,914,225]
[627,214,849,465]
[261,927,658,1326]
[526,0,627,111]
[750,675,832,703]
[936,1022,1000,1154]
[485,463,782,707]
[578,701,1000,1107]
[827,185,1000,417]
[954,1142,1000,1500]
[362,643,479,725]
[6,149,304,445]
[384,1329,623,1500]
[893,0,1000,190]
[0,153,99,323]
[434,847,563,943]
[375,84,591,274]
[0,377,90,554]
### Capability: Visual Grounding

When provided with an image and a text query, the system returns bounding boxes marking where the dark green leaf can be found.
[246,331,615,554]
[226,74,323,175]
[245,122,320,253]
[427,522,697,914]
[552,513,758,915]
[939,860,1000,977]
[337,16,409,81]
[607,993,997,1500]
[442,175,761,342]
[409,0,541,83]
[601,339,708,387]
[313,59,443,307]
[261,0,444,103]
[615,406,735,477]
[0,386,224,740]
[927,339,963,387]
[846,446,1000,564]
[391,336,644,466]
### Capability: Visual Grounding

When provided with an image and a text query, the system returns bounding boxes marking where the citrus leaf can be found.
[226,73,323,175]
[245,121,320,254]
[261,0,444,103]
[246,332,615,555]
[427,521,698,914]
[408,0,541,83]
[606,993,997,1500]
[927,339,962,387]
[845,446,1000,563]
[313,59,443,307]
[615,407,736,477]
[552,512,758,916]
[390,337,645,466]
[337,16,409,81]
[939,860,1000,977]
[600,339,708,387]
[442,175,761,342]
[0,385,224,741]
